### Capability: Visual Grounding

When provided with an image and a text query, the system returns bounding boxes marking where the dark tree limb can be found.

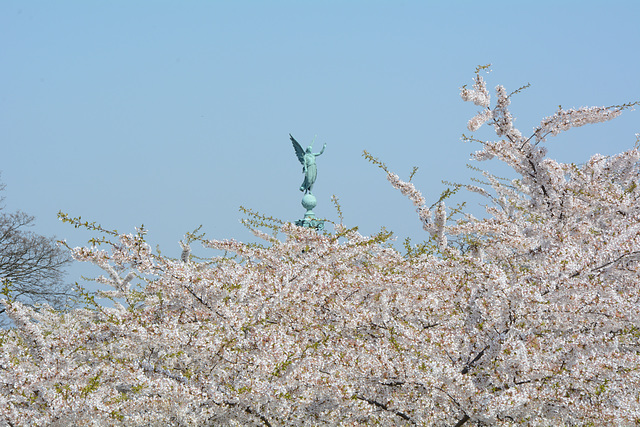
[355,395,415,424]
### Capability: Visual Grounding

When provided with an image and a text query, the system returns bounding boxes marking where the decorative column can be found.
[295,193,324,230]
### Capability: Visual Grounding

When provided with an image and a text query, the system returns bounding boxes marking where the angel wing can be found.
[290,134,305,165]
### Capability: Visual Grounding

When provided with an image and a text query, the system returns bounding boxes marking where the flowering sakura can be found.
[1,69,639,426]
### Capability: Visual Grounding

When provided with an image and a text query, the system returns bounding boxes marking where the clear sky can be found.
[1,1,639,284]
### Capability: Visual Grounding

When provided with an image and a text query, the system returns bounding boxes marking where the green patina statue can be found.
[290,134,326,194]
[290,134,326,230]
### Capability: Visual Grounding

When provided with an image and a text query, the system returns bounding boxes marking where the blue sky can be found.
[1,1,639,284]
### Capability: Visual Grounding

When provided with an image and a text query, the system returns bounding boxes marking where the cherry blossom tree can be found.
[1,69,639,426]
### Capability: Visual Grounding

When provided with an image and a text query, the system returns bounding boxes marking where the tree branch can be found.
[355,395,415,424]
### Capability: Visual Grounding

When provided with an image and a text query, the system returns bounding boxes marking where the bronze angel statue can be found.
[290,134,326,194]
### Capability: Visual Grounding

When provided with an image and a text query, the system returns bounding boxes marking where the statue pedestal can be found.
[295,194,324,230]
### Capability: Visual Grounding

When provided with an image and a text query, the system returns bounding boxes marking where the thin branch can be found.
[461,345,489,374]
[570,250,640,278]
[355,395,415,424]
[454,414,471,427]
[435,386,469,426]
[243,405,273,427]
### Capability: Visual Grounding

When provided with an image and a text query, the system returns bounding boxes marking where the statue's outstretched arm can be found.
[315,143,326,156]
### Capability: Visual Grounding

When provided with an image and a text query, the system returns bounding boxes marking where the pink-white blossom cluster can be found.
[386,172,425,207]
[467,109,493,132]
[535,106,624,142]
[387,172,434,234]
[460,73,491,108]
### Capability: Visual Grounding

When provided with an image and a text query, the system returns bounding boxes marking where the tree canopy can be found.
[0,180,73,327]
[1,70,639,426]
